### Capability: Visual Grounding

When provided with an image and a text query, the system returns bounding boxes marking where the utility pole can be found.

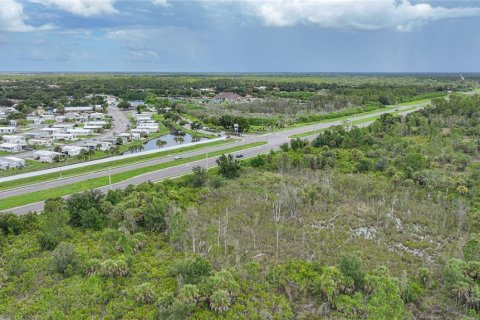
[205,152,208,169]
[108,168,112,189]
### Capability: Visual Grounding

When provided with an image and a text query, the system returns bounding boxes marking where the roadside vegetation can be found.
[0,142,266,210]
[0,139,233,192]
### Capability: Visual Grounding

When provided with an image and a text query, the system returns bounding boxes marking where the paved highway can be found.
[1,103,425,215]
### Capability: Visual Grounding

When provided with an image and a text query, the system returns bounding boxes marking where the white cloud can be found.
[152,0,169,7]
[105,27,200,63]
[30,0,118,17]
[237,0,480,31]
[0,0,54,31]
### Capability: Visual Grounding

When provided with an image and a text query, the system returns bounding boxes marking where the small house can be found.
[0,156,25,170]
[28,138,54,146]
[61,145,86,157]
[2,135,27,145]
[0,143,22,152]
[0,127,18,134]
[52,133,76,141]
[33,150,64,163]
[67,128,92,136]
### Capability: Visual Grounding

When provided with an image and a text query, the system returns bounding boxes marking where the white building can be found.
[85,121,107,127]
[0,156,25,170]
[62,145,86,157]
[133,113,152,122]
[137,123,159,133]
[97,141,113,151]
[0,127,17,134]
[33,150,63,163]
[41,114,55,120]
[89,113,105,120]
[65,106,93,112]
[27,116,45,125]
[0,143,22,152]
[131,128,150,136]
[84,125,103,130]
[52,133,76,141]
[24,131,50,139]
[53,123,74,130]
[41,127,62,134]
[67,128,92,136]
[2,135,27,145]
[28,138,54,146]
[83,141,112,151]
[55,115,65,123]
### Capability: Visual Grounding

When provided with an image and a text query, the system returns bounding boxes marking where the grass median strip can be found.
[289,104,425,139]
[0,141,267,211]
[0,139,233,192]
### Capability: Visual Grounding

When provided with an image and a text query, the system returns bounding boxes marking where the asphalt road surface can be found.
[1,104,424,215]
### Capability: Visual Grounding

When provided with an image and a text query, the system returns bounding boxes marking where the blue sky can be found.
[0,0,479,72]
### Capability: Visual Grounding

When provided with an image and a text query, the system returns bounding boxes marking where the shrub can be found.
[51,242,79,275]
[171,256,212,285]
[100,259,129,277]
[463,238,480,262]
[209,290,230,313]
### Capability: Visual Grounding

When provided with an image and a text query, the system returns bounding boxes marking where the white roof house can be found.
[0,127,17,134]
[55,115,65,123]
[2,135,27,145]
[97,141,112,151]
[130,128,150,136]
[85,121,107,127]
[89,112,105,120]
[52,133,76,141]
[53,123,74,130]
[65,106,93,112]
[133,114,152,122]
[137,123,159,133]
[84,125,102,130]
[28,138,54,146]
[0,143,22,152]
[41,114,55,120]
[83,141,112,151]
[41,127,62,134]
[4,156,25,166]
[33,150,63,163]
[0,157,25,170]
[0,159,11,170]
[24,131,50,139]
[66,128,92,136]
[61,145,86,157]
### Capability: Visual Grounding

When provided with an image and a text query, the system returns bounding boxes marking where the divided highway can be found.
[0,103,426,215]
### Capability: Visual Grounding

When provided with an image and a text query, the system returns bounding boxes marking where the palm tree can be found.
[77,149,89,161]
[156,139,167,149]
[87,148,95,160]
[173,136,185,145]
[191,133,201,142]
[110,145,121,156]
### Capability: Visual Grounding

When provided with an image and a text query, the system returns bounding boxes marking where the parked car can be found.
[174,155,183,160]
[235,154,244,158]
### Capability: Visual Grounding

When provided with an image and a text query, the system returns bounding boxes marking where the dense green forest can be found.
[0,74,476,126]
[0,92,479,318]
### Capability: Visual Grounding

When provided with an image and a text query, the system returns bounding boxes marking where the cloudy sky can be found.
[0,0,479,72]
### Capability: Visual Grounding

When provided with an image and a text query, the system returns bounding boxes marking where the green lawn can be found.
[0,141,267,211]
[0,139,234,192]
